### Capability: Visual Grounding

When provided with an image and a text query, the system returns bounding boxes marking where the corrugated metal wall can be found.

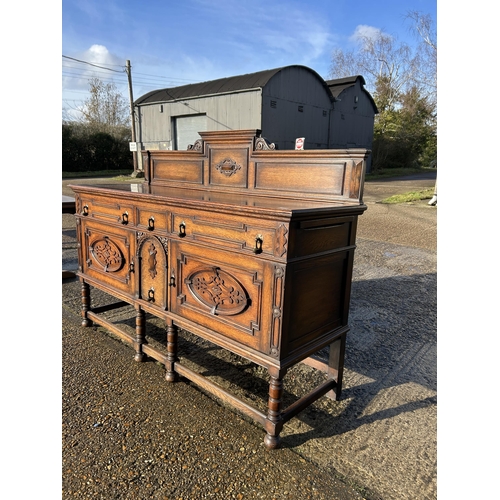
[136,90,262,150]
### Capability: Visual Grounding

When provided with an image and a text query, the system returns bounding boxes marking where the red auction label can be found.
[295,137,305,150]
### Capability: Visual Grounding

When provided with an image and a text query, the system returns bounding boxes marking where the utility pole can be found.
[125,60,138,173]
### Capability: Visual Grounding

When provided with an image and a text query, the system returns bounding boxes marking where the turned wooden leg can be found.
[264,369,286,449]
[80,280,93,327]
[134,306,146,362]
[327,332,346,400]
[165,319,178,382]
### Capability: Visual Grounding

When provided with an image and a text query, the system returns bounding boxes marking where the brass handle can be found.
[82,205,89,216]
[129,261,134,273]
[178,222,186,237]
[147,288,155,302]
[121,212,129,225]
[148,216,155,231]
[254,235,263,254]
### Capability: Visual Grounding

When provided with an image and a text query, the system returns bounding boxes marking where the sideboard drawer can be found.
[79,196,134,226]
[290,216,354,257]
[137,208,169,233]
[171,212,282,257]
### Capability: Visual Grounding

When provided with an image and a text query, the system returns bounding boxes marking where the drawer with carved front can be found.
[170,211,289,259]
[78,195,134,227]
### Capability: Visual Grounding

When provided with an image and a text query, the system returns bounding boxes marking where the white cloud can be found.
[63,45,124,92]
[62,44,129,120]
[83,44,122,66]
[350,24,385,43]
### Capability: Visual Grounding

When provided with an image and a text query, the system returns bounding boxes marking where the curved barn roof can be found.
[135,65,333,105]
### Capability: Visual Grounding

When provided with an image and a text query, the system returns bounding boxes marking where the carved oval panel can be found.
[186,267,248,315]
[90,237,124,272]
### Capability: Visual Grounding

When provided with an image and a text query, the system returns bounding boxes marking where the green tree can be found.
[62,122,133,173]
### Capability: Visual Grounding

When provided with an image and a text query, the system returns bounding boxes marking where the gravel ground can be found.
[61,172,437,500]
[62,302,366,500]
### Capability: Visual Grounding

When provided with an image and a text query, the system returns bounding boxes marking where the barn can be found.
[133,65,377,170]
[325,75,378,167]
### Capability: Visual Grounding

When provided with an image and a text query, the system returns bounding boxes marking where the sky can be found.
[2,4,499,497]
[62,0,437,120]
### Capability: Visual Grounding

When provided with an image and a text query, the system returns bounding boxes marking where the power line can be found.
[131,70,199,84]
[62,55,202,89]
[62,72,129,87]
[62,55,124,73]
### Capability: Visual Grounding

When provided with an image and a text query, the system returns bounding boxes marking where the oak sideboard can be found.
[70,129,368,448]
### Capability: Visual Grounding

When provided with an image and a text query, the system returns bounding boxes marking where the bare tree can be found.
[81,78,129,134]
[405,11,437,107]
[330,29,416,112]
[329,13,437,171]
[330,12,436,113]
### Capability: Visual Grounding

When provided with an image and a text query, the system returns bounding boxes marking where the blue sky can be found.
[62,0,436,120]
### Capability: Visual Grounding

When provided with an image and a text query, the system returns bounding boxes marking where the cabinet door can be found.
[137,233,168,310]
[169,242,276,354]
[80,220,135,296]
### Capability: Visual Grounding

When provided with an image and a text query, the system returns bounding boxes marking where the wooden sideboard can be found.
[70,130,368,448]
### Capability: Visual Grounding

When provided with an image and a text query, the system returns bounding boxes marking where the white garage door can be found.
[174,114,207,150]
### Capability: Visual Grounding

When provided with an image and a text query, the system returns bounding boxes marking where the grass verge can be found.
[381,187,434,204]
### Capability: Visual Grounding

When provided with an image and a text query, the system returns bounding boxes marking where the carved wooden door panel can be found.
[80,220,136,296]
[169,241,277,354]
[136,233,168,310]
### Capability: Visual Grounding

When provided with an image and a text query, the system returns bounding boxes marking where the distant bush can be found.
[62,123,133,173]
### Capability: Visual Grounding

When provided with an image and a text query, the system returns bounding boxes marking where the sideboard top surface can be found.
[69,182,367,220]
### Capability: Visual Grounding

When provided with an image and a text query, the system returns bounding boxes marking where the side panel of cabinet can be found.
[281,250,352,357]
[80,220,136,296]
[169,242,275,354]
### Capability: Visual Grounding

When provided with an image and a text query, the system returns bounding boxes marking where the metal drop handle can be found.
[254,235,263,254]
[169,271,176,287]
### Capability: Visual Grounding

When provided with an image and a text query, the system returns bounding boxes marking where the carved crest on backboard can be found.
[215,158,241,177]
